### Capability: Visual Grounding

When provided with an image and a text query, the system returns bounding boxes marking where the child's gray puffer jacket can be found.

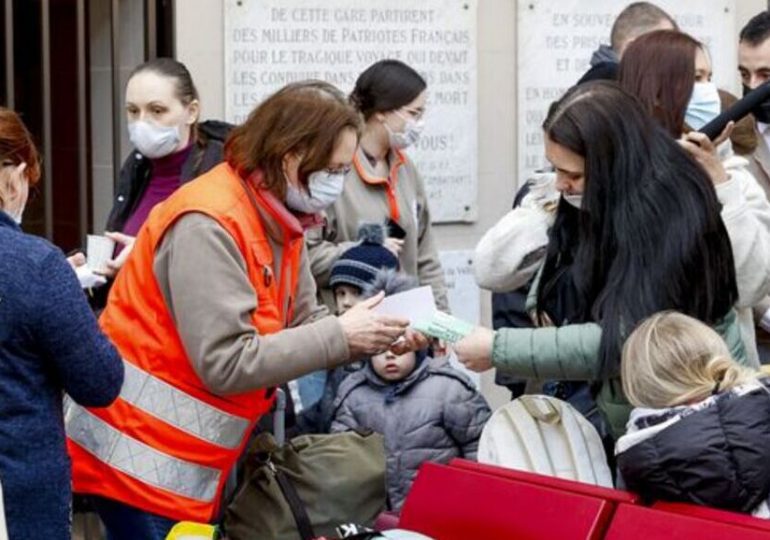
[330,356,491,510]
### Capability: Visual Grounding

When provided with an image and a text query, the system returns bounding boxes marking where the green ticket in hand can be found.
[413,311,475,343]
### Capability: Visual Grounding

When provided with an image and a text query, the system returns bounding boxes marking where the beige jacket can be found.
[307,146,449,312]
[744,131,770,343]
[747,127,770,202]
[152,201,350,396]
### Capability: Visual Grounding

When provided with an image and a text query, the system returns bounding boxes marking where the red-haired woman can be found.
[0,107,123,539]
[618,29,770,366]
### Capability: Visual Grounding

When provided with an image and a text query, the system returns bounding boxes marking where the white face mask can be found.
[385,111,424,150]
[563,193,583,209]
[128,120,181,159]
[285,170,346,214]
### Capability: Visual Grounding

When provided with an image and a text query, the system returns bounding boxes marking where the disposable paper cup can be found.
[87,234,116,274]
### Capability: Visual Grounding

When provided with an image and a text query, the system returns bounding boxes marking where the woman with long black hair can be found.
[456,81,748,438]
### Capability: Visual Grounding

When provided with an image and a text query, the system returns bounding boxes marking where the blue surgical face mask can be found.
[685,82,721,131]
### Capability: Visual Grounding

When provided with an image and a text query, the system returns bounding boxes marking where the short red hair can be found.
[0,107,41,185]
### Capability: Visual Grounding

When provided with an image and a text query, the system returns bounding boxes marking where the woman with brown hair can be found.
[0,107,123,539]
[65,81,409,539]
[618,29,770,366]
[82,58,230,307]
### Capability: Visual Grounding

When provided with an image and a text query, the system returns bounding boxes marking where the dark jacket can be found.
[616,380,770,513]
[91,120,231,310]
[331,356,491,510]
[576,61,618,85]
[492,182,534,394]
[0,211,124,539]
[576,45,619,86]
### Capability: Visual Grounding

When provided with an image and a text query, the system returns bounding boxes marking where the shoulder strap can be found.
[503,399,554,474]
[272,464,316,540]
[556,401,612,486]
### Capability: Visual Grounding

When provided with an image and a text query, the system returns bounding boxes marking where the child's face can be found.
[334,284,362,315]
[371,350,417,382]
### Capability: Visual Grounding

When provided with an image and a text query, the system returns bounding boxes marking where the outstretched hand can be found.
[454,327,496,373]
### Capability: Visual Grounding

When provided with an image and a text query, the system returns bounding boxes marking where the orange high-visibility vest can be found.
[66,163,304,522]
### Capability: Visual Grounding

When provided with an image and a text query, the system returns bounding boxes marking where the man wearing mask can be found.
[739,10,770,363]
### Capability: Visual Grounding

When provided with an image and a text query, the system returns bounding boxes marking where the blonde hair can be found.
[621,311,759,408]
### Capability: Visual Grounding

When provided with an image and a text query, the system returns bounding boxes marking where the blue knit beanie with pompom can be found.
[330,222,400,291]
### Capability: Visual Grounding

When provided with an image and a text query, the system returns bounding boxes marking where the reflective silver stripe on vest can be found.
[66,402,221,502]
[120,360,249,449]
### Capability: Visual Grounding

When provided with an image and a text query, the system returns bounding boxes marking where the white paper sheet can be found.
[374,285,437,326]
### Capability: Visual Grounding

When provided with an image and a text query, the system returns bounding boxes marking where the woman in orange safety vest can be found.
[66,81,410,539]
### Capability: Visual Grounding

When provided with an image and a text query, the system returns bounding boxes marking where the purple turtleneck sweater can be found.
[122,144,193,238]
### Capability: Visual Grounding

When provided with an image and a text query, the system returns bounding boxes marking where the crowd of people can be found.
[5,1,770,539]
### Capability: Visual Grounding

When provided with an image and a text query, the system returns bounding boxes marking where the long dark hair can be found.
[539,81,738,377]
[618,30,701,137]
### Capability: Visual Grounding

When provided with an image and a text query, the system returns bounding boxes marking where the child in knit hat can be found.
[329,222,400,315]
[293,223,401,433]
[331,269,491,511]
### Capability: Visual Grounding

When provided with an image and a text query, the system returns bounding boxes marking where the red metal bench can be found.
[399,462,614,540]
[449,458,639,504]
[652,502,770,533]
[606,503,770,539]
[399,459,770,538]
